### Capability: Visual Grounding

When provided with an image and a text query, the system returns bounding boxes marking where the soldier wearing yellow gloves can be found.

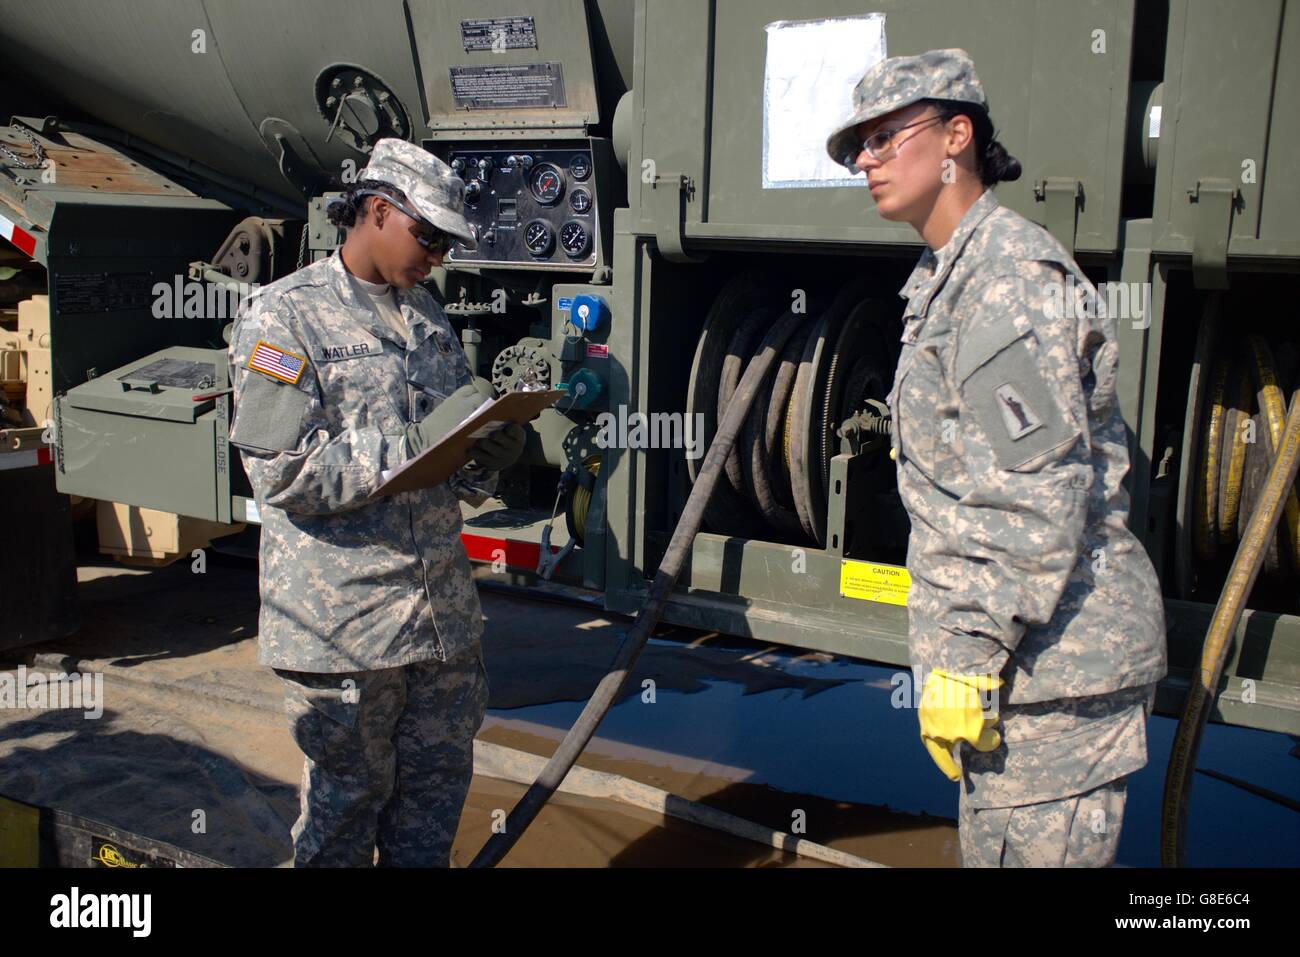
[826,50,1167,866]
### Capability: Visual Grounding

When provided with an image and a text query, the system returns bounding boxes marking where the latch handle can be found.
[119,378,162,394]
[1187,178,1238,290]
[649,173,707,264]
[1033,178,1083,256]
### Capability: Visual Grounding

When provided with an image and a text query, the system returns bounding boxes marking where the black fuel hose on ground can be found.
[470,309,805,868]
[1161,393,1300,866]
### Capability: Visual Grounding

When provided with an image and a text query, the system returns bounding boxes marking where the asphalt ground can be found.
[0,552,957,867]
[3,549,1296,867]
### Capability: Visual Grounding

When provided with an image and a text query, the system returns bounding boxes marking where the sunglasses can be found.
[356,190,456,254]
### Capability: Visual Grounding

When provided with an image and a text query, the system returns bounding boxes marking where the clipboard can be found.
[371,388,564,499]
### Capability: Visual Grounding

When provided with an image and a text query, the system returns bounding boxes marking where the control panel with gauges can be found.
[440,141,611,271]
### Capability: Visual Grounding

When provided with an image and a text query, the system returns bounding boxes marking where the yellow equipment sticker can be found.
[840,560,911,605]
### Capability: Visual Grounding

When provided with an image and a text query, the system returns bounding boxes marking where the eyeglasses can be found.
[355,190,455,254]
[848,112,952,168]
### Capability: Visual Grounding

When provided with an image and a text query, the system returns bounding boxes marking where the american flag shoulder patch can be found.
[247,339,307,385]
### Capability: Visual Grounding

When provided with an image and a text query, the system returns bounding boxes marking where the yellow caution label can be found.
[840,559,911,605]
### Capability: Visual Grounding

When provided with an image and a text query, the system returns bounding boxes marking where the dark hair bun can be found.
[324,179,406,229]
[325,194,357,228]
[984,139,1022,183]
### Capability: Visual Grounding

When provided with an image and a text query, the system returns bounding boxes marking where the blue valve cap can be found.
[570,294,609,333]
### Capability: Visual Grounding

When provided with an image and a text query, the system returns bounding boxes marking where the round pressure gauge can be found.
[560,221,591,258]
[528,163,565,205]
[523,219,555,257]
[569,187,592,213]
[568,154,591,181]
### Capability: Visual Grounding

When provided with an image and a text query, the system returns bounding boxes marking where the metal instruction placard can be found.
[460,16,539,52]
[449,62,567,110]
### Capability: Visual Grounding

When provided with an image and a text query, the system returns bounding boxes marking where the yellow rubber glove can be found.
[918,669,1004,781]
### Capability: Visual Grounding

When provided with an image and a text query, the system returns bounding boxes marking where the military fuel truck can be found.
[2,0,1298,740]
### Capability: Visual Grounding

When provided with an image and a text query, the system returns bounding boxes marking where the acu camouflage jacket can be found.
[228,251,494,673]
[887,189,1167,704]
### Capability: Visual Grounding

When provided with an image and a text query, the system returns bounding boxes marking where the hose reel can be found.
[1185,294,1300,601]
[686,273,905,550]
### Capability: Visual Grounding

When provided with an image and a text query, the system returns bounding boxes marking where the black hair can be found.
[325,179,410,229]
[924,98,1022,187]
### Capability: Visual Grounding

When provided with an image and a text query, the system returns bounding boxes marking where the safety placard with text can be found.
[839,559,911,606]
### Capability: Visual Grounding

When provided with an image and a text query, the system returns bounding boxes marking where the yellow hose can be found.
[568,456,601,544]
[1194,359,1228,559]
[1218,361,1250,544]
[1248,334,1300,570]
[1162,388,1300,867]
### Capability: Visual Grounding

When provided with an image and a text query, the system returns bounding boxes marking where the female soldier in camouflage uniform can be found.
[228,138,524,866]
[826,51,1166,866]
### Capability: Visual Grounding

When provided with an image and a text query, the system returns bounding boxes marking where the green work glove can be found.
[918,670,1004,781]
[404,378,494,457]
[467,422,526,472]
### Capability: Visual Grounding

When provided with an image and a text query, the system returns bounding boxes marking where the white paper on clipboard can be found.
[762,14,887,190]
[372,388,563,497]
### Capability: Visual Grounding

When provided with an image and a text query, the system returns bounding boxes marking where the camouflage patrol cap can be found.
[357,138,478,250]
[825,48,987,170]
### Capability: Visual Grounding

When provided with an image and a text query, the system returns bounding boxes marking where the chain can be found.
[297,221,309,270]
[0,124,47,170]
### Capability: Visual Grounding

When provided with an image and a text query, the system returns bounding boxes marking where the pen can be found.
[407,378,448,401]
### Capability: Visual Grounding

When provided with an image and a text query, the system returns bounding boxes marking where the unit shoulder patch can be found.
[960,334,1078,470]
[993,382,1043,440]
